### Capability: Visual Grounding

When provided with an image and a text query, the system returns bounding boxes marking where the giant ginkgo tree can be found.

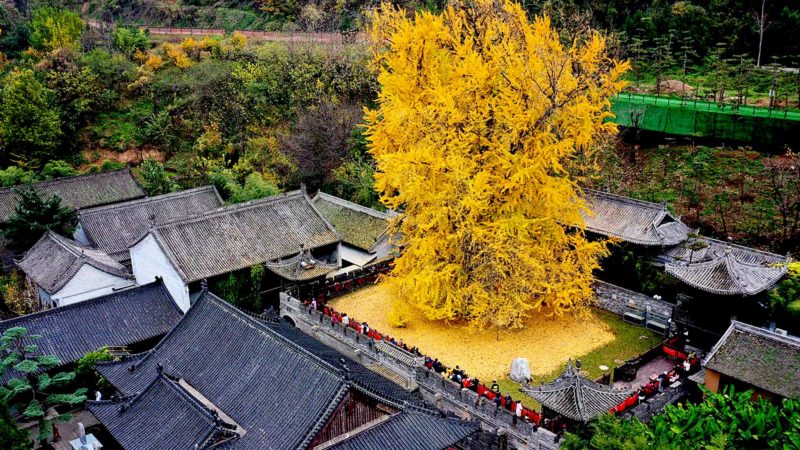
[365,0,628,330]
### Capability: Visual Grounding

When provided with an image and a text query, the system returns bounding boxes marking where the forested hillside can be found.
[0,7,379,205]
[0,0,799,258]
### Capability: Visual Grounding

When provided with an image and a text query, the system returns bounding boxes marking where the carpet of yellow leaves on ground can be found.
[330,284,615,380]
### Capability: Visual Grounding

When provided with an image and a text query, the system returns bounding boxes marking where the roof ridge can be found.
[731,320,800,347]
[154,190,304,229]
[306,192,344,241]
[44,230,88,258]
[15,232,85,293]
[0,281,168,327]
[703,320,800,370]
[702,235,789,261]
[204,293,345,376]
[583,188,666,211]
[0,168,135,194]
[79,186,219,216]
[314,192,396,220]
[109,290,220,374]
[37,231,134,284]
[160,375,222,423]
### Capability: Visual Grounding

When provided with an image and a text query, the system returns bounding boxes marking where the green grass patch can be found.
[497,309,660,410]
[86,100,154,151]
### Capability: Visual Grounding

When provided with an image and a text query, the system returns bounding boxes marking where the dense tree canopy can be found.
[28,7,83,52]
[562,386,800,449]
[0,69,62,165]
[366,0,627,329]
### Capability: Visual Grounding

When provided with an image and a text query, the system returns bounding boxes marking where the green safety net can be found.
[609,94,800,146]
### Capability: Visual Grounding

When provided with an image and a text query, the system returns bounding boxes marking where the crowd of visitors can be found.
[610,347,699,415]
[299,264,697,433]
[304,297,544,428]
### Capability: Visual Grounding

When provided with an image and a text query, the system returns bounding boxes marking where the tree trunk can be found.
[756,0,767,67]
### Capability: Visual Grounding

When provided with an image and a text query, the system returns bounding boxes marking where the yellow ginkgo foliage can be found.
[365,0,629,330]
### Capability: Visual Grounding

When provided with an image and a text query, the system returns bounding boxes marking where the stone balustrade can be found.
[280,292,563,449]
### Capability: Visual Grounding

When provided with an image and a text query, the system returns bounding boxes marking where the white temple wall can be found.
[130,234,190,312]
[52,265,135,307]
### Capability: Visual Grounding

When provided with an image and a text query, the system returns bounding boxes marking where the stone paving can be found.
[23,409,100,450]
[613,355,676,390]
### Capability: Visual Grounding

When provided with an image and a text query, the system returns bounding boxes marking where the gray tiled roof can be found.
[79,186,222,262]
[582,189,691,246]
[326,411,479,450]
[143,190,341,283]
[0,169,145,222]
[262,320,425,408]
[16,231,132,294]
[97,291,419,450]
[665,241,789,295]
[522,361,632,422]
[704,321,800,399]
[87,375,224,450]
[0,281,182,384]
[313,192,395,251]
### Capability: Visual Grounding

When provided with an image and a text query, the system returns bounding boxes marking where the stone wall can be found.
[623,382,690,423]
[593,280,674,319]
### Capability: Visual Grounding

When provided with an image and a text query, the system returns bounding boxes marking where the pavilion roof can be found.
[664,240,789,296]
[79,186,222,262]
[313,192,396,252]
[16,231,132,294]
[95,290,426,449]
[0,169,144,222]
[704,321,800,398]
[522,360,632,422]
[582,189,691,246]
[139,190,341,283]
[264,249,339,281]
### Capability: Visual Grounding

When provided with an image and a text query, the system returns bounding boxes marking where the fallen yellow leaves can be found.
[330,284,616,380]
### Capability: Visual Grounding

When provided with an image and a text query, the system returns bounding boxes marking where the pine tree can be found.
[366,0,627,330]
[1,187,76,254]
[0,400,31,450]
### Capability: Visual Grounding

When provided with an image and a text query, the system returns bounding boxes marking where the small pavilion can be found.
[522,360,633,423]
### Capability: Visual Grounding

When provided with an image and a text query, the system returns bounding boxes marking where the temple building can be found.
[582,189,692,246]
[701,321,800,400]
[17,231,135,308]
[0,169,146,267]
[522,360,633,423]
[0,280,182,383]
[583,189,790,297]
[313,192,397,269]
[89,290,480,449]
[75,186,223,263]
[0,168,145,222]
[128,189,342,311]
[662,237,789,296]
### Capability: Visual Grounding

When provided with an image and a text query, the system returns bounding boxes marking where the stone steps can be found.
[366,363,418,391]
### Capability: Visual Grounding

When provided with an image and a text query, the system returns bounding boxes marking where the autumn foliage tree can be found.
[366,0,627,330]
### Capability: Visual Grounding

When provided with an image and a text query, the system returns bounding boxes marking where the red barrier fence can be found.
[129,25,366,43]
[85,19,369,44]
[146,27,225,36]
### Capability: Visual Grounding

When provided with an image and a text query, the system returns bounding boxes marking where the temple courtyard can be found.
[329,284,659,382]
